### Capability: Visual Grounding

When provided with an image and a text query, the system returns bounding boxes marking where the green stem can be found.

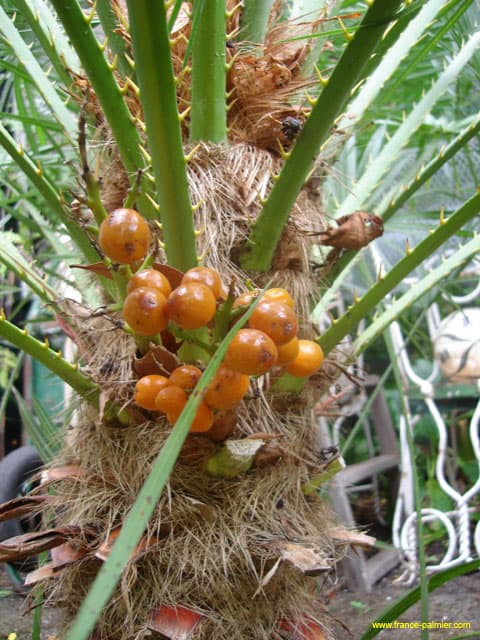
[317,191,480,356]
[239,0,404,272]
[0,232,58,304]
[84,171,108,226]
[335,28,480,219]
[358,0,423,80]
[110,265,130,302]
[414,423,430,640]
[79,113,108,226]
[170,325,214,356]
[0,122,100,264]
[123,170,143,210]
[126,0,198,271]
[302,458,343,496]
[96,0,134,80]
[20,0,80,72]
[0,314,99,407]
[48,0,157,221]
[190,0,227,143]
[0,351,24,423]
[239,0,275,45]
[213,293,234,342]
[168,0,185,31]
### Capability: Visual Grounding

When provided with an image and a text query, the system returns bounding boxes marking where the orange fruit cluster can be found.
[132,279,324,434]
[227,288,324,378]
[122,265,223,336]
[133,364,249,433]
[99,209,324,433]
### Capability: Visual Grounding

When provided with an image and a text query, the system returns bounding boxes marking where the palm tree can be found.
[0,1,478,639]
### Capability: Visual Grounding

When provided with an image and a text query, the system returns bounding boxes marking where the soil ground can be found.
[1,563,479,640]
[327,568,480,639]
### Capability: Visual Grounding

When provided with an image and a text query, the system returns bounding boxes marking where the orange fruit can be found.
[155,384,187,415]
[134,375,170,411]
[166,400,214,433]
[182,266,223,298]
[169,365,203,392]
[99,208,151,264]
[285,340,324,377]
[167,282,217,329]
[223,329,278,375]
[189,401,214,433]
[204,365,250,410]
[123,287,168,336]
[276,337,300,365]
[127,268,172,297]
[263,287,295,308]
[248,300,298,346]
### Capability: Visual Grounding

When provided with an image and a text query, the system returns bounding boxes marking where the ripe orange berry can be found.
[98,208,151,264]
[182,266,223,299]
[166,400,214,433]
[263,287,295,308]
[134,375,170,411]
[276,337,300,365]
[169,365,202,392]
[248,300,298,346]
[286,340,324,377]
[233,288,295,311]
[127,268,172,297]
[223,329,278,375]
[204,365,250,410]
[155,384,187,415]
[167,282,217,329]
[189,401,214,433]
[123,287,168,336]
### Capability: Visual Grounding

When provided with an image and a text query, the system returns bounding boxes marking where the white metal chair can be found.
[390,275,480,584]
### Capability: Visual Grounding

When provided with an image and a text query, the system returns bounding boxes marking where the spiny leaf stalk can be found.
[0,122,100,264]
[126,0,198,271]
[239,0,405,272]
[190,0,228,143]
[0,313,99,406]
